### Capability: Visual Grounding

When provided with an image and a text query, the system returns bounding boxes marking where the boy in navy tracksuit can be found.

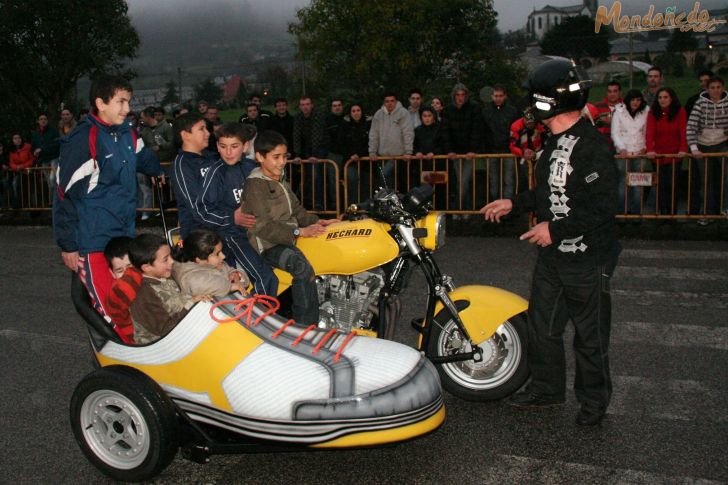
[53,75,164,317]
[170,113,214,239]
[196,123,278,295]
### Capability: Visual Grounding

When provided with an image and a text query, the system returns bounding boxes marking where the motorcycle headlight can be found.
[415,212,445,250]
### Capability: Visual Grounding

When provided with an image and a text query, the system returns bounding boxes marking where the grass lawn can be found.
[588,75,698,105]
[213,77,700,122]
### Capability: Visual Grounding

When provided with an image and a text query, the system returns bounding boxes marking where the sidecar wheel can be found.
[70,366,178,482]
[428,313,528,401]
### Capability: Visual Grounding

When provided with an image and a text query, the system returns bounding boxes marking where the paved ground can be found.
[1,226,727,484]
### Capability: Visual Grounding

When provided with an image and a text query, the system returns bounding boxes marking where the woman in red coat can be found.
[646,88,688,215]
[8,133,35,209]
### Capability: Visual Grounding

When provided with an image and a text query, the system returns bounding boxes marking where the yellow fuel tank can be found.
[296,219,399,275]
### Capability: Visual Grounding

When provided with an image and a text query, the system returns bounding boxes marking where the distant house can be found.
[527,0,598,41]
[607,6,728,69]
[223,74,245,103]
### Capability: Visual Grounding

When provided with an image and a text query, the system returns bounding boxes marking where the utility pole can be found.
[177,67,182,105]
[628,32,634,90]
[301,57,306,95]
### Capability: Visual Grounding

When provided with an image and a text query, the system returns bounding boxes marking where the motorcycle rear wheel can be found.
[428,313,528,401]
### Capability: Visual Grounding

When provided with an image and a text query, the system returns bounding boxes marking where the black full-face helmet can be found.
[524,59,592,120]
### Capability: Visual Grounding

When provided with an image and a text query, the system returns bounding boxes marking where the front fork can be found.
[415,253,483,364]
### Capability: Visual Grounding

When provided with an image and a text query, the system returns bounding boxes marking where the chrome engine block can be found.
[317,271,385,331]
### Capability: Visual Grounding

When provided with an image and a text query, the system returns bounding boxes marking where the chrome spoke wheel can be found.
[438,320,521,390]
[71,367,179,481]
[428,313,529,401]
[80,390,150,470]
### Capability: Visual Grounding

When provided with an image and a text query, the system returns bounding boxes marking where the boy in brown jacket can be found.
[127,234,200,344]
[241,130,337,324]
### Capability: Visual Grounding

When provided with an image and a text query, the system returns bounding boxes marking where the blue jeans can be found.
[263,245,318,325]
[449,157,474,210]
[136,173,152,216]
[221,232,278,296]
[0,171,10,208]
[488,157,514,201]
[696,143,728,215]
[345,159,371,205]
[9,171,23,208]
[616,158,642,215]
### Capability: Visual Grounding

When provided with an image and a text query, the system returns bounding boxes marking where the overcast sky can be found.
[127,0,727,34]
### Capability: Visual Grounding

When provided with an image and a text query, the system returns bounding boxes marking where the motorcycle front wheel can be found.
[428,313,528,401]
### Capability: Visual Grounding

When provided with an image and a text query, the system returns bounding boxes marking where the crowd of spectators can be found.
[2,68,727,222]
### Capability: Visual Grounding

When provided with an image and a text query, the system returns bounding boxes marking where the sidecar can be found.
[69,274,445,482]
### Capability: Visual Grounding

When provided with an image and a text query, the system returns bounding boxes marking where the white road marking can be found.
[494,455,723,484]
[612,289,728,308]
[620,248,728,260]
[0,329,86,347]
[612,321,728,350]
[615,266,728,281]
[608,375,728,423]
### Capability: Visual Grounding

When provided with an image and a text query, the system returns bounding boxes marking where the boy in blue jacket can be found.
[196,123,278,295]
[170,113,214,239]
[53,75,164,317]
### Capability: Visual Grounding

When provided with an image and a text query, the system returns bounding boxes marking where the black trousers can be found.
[526,254,617,412]
[262,244,319,325]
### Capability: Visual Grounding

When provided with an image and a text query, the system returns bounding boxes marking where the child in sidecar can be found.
[70,262,445,482]
[127,234,202,344]
[173,229,249,298]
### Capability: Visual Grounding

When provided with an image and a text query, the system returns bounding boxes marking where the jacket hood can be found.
[248,166,281,182]
[699,90,728,103]
[450,83,469,103]
[379,100,406,115]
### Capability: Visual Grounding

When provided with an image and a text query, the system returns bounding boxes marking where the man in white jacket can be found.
[369,93,414,190]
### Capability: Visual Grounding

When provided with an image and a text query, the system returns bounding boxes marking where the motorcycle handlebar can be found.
[347,184,433,222]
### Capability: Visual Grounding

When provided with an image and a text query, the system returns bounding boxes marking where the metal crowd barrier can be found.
[3,154,726,224]
[341,154,526,212]
[615,152,727,221]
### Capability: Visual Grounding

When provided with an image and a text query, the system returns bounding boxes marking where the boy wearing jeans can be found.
[242,131,338,324]
[196,123,278,295]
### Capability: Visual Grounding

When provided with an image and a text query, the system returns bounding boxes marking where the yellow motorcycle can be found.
[274,185,530,401]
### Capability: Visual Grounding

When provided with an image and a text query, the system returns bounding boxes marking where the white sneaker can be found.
[90,298,444,443]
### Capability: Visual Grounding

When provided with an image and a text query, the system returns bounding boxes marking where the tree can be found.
[160,80,179,107]
[502,30,529,55]
[540,16,610,60]
[234,82,249,109]
[259,65,293,100]
[0,0,139,135]
[193,78,223,105]
[288,0,523,104]
[667,29,698,53]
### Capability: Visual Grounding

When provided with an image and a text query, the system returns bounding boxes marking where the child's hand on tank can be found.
[192,294,213,302]
[300,224,326,237]
[229,270,242,283]
[318,219,338,226]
